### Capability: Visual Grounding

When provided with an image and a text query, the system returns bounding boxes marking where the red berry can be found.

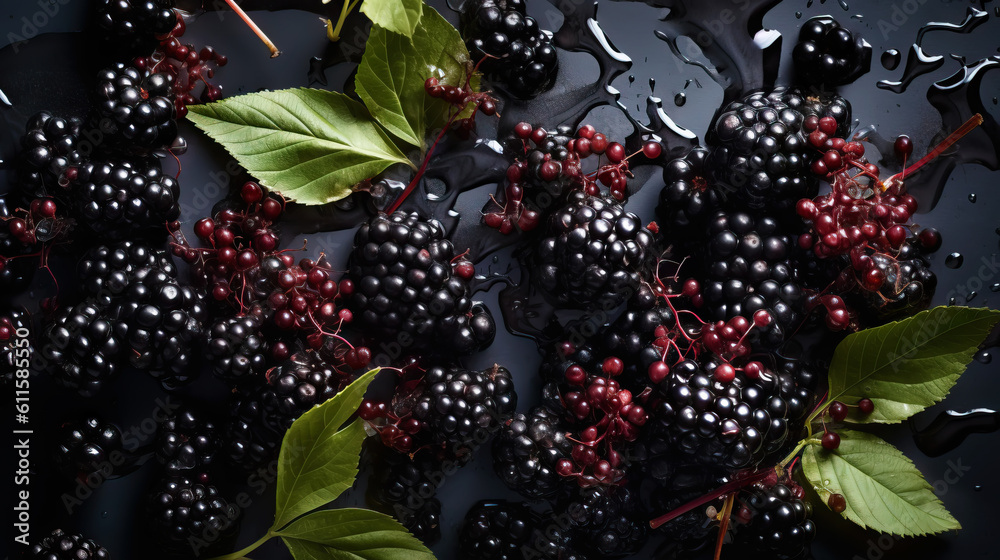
[241,181,263,203]
[530,127,548,145]
[752,309,773,327]
[823,150,843,171]
[514,122,533,139]
[214,227,235,247]
[809,130,828,148]
[590,133,608,154]
[484,212,504,228]
[828,493,847,513]
[803,115,819,132]
[894,135,913,160]
[37,199,57,218]
[424,77,439,90]
[346,346,372,369]
[829,401,849,422]
[858,398,875,414]
[648,361,669,384]
[262,198,283,219]
[7,218,27,237]
[743,361,763,379]
[811,158,828,176]
[194,218,215,239]
[454,260,475,279]
[917,228,942,252]
[606,142,626,163]
[577,124,596,139]
[844,141,865,158]
[714,363,736,383]
[479,98,496,116]
[822,431,841,450]
[602,357,624,377]
[540,161,560,181]
[642,141,662,159]
[886,224,907,249]
[818,117,838,135]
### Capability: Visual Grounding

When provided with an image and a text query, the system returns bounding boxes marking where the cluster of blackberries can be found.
[24,529,111,560]
[93,0,178,55]
[91,62,178,153]
[792,16,871,87]
[460,0,559,98]
[459,501,585,560]
[346,212,496,356]
[72,158,181,238]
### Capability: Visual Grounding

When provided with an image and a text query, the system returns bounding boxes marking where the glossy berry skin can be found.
[822,431,841,450]
[493,406,573,500]
[793,16,871,87]
[368,450,447,546]
[851,239,936,325]
[735,484,817,559]
[205,312,269,383]
[156,407,221,477]
[53,415,127,477]
[460,0,558,98]
[559,485,648,558]
[91,63,177,152]
[534,192,656,310]
[24,529,110,560]
[828,492,847,513]
[346,212,496,356]
[71,159,181,239]
[15,111,86,197]
[41,302,121,397]
[656,146,721,237]
[147,476,239,555]
[858,398,875,414]
[78,241,176,305]
[94,0,178,55]
[646,360,793,472]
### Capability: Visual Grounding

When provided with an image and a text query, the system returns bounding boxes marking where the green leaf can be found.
[826,306,1000,423]
[277,509,436,560]
[801,429,960,536]
[186,89,412,206]
[356,5,478,149]
[273,369,381,530]
[359,0,423,37]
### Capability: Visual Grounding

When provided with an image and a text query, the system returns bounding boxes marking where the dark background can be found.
[2,0,999,559]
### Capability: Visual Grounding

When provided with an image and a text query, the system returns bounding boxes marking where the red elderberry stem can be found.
[648,468,773,529]
[386,108,464,215]
[884,113,983,190]
[222,0,281,57]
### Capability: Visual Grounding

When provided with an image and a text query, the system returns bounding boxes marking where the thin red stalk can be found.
[222,0,281,57]
[386,113,460,215]
[649,469,772,529]
[900,113,983,178]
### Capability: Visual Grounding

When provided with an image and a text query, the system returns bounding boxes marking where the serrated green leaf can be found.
[359,0,423,37]
[356,5,478,149]
[802,429,960,536]
[827,306,1000,423]
[278,509,435,560]
[186,89,412,206]
[273,369,381,530]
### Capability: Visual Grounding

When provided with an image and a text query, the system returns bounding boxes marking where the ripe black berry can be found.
[459,500,585,560]
[24,529,110,560]
[156,407,221,478]
[15,111,86,197]
[78,241,176,305]
[147,476,239,555]
[735,483,816,559]
[40,301,120,398]
[368,450,447,546]
[460,0,559,98]
[71,158,181,239]
[793,16,871,87]
[492,405,573,500]
[91,63,177,152]
[205,311,269,383]
[656,146,721,237]
[346,212,496,356]
[53,414,127,477]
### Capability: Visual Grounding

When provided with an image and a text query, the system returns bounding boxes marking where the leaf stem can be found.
[328,0,362,42]
[223,0,281,57]
[779,438,817,469]
[207,531,274,560]
[385,115,456,215]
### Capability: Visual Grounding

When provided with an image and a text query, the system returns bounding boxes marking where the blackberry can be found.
[369,450,446,545]
[71,158,180,239]
[734,484,816,559]
[24,529,110,560]
[708,88,816,212]
[647,359,792,471]
[0,198,37,292]
[147,476,238,555]
[41,301,120,397]
[701,211,803,348]
[460,0,558,98]
[405,364,517,457]
[347,212,496,356]
[92,63,177,152]
[778,88,852,138]
[509,124,577,196]
[107,264,206,389]
[94,0,178,55]
[656,146,722,236]
[53,415,127,477]
[205,312,269,383]
[156,407,221,478]
[225,349,351,469]
[492,405,572,500]
[561,486,647,558]
[15,111,86,197]
[533,192,656,309]
[459,501,584,560]
[853,240,936,324]
[78,241,176,305]
[793,16,871,87]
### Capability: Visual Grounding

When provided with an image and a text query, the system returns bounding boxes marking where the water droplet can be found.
[101,511,109,518]
[967,291,978,303]
[991,283,1000,292]
[674,92,686,106]
[492,255,499,264]
[648,78,656,92]
[995,227,1000,237]
[994,97,998,105]
[975,350,992,364]
[949,297,957,305]
[795,11,802,19]
[945,252,964,269]
[628,74,635,84]
[969,193,977,203]
[975,484,984,492]
[824,479,831,486]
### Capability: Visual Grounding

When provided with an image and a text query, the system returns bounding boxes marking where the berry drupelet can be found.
[93,0,178,55]
[24,529,110,560]
[533,191,656,310]
[53,414,127,477]
[793,16,871,87]
[492,405,573,500]
[346,211,496,356]
[460,0,559,98]
[78,240,177,305]
[205,311,269,384]
[656,146,721,237]
[91,63,177,152]
[734,483,816,559]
